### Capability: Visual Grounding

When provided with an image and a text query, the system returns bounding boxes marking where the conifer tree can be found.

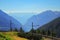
[20,27,24,33]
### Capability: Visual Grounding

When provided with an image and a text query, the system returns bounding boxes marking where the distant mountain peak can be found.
[0,10,6,14]
[42,10,54,13]
[0,10,22,31]
[23,10,60,32]
[0,10,4,12]
[45,10,53,12]
[0,10,2,11]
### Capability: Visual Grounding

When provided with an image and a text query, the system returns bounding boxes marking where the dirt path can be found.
[43,37,52,40]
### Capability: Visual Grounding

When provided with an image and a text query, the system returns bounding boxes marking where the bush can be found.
[0,33,13,40]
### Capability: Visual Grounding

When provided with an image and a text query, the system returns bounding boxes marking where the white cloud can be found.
[3,9,59,14]
[3,10,43,14]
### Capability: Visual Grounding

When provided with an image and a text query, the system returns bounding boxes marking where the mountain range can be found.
[0,10,60,32]
[23,10,60,32]
[0,10,22,31]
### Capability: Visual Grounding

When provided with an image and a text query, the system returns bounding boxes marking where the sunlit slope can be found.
[0,32,28,40]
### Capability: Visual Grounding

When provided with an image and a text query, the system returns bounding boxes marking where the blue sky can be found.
[0,0,60,13]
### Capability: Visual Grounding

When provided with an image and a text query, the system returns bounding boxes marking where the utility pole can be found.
[52,28,53,40]
[32,22,39,33]
[10,20,12,31]
[31,22,39,40]
[31,22,33,40]
[32,22,34,33]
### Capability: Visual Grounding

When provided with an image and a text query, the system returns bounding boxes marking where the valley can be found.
[0,10,60,40]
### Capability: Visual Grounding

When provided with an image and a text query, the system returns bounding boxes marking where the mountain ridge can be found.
[0,10,22,31]
[23,10,60,32]
[38,17,60,38]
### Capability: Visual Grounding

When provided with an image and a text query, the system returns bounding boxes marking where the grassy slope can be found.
[0,32,28,40]
[0,32,55,40]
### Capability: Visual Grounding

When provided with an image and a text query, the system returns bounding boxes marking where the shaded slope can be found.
[38,17,60,38]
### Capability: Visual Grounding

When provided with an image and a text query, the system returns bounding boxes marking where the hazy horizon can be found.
[0,0,60,25]
[0,0,60,13]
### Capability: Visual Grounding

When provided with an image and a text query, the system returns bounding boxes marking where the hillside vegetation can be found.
[0,32,28,40]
